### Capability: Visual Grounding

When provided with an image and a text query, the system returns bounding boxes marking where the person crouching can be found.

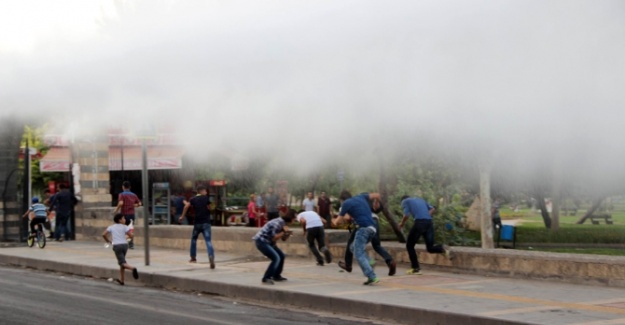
[252,209,296,285]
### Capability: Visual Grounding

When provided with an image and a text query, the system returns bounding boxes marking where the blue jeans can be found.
[255,240,285,280]
[345,219,393,267]
[190,223,215,259]
[350,226,377,279]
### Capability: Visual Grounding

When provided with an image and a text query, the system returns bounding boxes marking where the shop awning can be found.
[40,146,184,172]
[108,146,184,171]
[40,147,71,172]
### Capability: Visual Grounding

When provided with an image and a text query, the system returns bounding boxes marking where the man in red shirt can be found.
[113,181,142,249]
[316,191,332,229]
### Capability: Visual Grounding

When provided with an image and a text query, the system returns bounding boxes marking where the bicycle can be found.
[27,222,46,249]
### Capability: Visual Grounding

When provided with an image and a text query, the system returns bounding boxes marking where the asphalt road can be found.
[0,266,387,325]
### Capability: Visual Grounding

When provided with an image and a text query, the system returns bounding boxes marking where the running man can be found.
[399,195,451,275]
[297,210,332,266]
[333,191,380,285]
[338,198,396,276]
[113,181,141,249]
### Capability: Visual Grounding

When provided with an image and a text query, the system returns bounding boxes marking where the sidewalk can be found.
[2,241,625,325]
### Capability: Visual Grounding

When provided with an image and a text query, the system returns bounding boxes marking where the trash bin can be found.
[497,224,516,249]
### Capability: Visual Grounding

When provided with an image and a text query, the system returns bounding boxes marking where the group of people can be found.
[254,190,451,286]
[22,182,76,242]
[99,182,451,287]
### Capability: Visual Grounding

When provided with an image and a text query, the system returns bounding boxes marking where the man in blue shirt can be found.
[399,195,450,275]
[333,191,380,285]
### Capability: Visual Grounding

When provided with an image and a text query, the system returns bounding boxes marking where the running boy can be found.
[102,214,139,285]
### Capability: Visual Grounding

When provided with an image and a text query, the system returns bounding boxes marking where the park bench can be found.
[589,214,613,225]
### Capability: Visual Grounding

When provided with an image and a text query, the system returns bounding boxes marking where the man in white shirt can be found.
[302,192,315,211]
[297,210,332,265]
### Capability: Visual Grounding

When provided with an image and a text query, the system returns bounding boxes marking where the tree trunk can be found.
[534,193,552,229]
[551,161,562,231]
[479,162,494,249]
[378,157,406,243]
[576,198,605,224]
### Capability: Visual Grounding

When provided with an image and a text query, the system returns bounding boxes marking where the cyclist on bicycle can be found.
[22,197,49,238]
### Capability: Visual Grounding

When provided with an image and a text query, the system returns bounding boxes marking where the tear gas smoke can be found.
[1,0,624,189]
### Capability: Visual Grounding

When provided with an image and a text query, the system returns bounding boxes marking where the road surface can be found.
[0,265,388,325]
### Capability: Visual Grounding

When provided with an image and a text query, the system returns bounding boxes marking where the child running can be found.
[102,213,139,285]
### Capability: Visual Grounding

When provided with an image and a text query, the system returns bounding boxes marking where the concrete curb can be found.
[1,254,528,325]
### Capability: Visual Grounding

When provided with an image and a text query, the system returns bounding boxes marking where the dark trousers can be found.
[406,219,444,270]
[55,214,69,240]
[267,212,279,220]
[306,226,327,264]
[344,219,392,267]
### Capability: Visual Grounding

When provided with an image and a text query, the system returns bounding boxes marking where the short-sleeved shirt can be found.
[29,203,48,218]
[118,191,141,216]
[317,197,331,216]
[401,197,433,220]
[247,201,257,218]
[265,193,279,213]
[190,195,211,224]
[106,223,130,245]
[339,193,375,228]
[252,218,286,243]
[302,198,315,211]
[297,211,324,229]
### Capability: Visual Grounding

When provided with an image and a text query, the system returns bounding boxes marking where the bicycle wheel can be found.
[27,233,34,247]
[37,230,46,249]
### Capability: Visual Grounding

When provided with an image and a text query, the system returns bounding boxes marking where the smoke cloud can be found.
[1,0,624,187]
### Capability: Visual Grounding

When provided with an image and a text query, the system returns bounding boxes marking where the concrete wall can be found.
[0,117,24,241]
[75,207,625,288]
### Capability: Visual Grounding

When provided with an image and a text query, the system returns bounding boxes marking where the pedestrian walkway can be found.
[2,240,625,325]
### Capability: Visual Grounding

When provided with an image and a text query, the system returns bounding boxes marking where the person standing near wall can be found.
[180,185,215,268]
[112,181,141,249]
[49,183,76,242]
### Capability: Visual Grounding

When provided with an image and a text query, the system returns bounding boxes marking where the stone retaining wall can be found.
[76,207,625,287]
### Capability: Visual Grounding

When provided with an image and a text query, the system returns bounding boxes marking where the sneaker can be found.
[444,248,453,260]
[262,278,274,285]
[406,268,422,275]
[189,258,197,263]
[316,260,324,266]
[209,256,215,269]
[115,279,124,286]
[273,276,288,282]
[132,268,139,280]
[338,261,352,273]
[388,260,396,276]
[363,277,380,285]
[323,249,332,264]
